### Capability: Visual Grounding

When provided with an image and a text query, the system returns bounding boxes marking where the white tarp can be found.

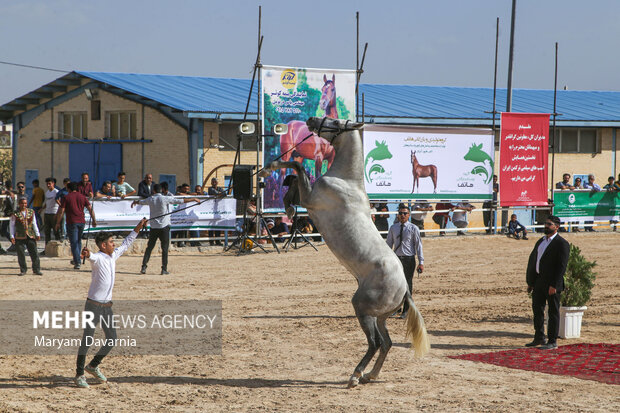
[83,197,237,232]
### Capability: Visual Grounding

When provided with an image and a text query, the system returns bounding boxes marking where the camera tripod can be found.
[283,206,318,252]
[225,201,280,255]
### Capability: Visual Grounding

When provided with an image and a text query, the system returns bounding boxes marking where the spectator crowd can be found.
[0,172,268,274]
[1,169,617,275]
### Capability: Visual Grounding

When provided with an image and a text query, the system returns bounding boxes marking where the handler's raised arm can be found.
[133,218,148,234]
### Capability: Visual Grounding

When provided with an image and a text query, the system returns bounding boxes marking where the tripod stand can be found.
[283,206,318,252]
[225,200,280,255]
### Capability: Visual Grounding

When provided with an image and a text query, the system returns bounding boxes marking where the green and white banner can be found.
[553,190,620,221]
[83,197,237,232]
[363,125,495,200]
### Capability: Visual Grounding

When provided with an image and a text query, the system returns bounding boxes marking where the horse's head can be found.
[306,117,363,143]
[411,151,417,164]
[319,74,336,111]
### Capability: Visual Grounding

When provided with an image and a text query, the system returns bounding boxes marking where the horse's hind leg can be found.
[348,313,381,389]
[360,315,391,383]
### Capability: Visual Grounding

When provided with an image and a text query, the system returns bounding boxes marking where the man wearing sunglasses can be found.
[386,206,424,319]
[525,215,570,350]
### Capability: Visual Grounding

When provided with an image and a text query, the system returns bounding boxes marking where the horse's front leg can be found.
[314,155,324,181]
[261,161,312,206]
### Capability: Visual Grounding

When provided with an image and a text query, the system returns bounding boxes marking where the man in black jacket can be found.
[138,173,154,198]
[525,215,570,350]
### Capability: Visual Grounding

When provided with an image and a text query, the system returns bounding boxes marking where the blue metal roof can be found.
[2,70,620,126]
[77,71,258,114]
[359,83,620,123]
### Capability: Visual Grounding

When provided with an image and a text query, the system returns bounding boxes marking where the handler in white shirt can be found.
[73,218,147,389]
[43,178,60,245]
[130,183,200,275]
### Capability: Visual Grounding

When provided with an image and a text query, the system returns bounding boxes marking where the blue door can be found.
[25,169,38,200]
[69,143,122,190]
[159,174,176,194]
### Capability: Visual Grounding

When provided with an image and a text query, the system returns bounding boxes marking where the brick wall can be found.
[15,88,188,187]
[201,120,260,186]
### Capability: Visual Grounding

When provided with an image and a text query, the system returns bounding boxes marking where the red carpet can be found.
[449,343,619,385]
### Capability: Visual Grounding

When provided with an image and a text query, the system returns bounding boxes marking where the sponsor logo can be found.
[464,143,494,184]
[280,70,297,89]
[569,194,576,204]
[364,140,392,183]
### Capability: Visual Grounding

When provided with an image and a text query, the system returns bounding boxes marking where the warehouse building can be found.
[1,71,618,192]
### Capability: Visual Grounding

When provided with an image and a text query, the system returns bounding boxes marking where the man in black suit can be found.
[525,215,570,350]
[138,173,154,198]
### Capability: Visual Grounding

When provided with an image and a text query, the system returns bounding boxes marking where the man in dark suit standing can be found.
[525,215,570,350]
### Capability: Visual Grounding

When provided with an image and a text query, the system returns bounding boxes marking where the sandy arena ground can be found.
[0,232,618,412]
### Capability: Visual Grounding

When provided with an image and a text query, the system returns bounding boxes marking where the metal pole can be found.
[506,0,517,112]
[551,42,558,200]
[362,93,365,123]
[356,11,359,122]
[256,5,263,242]
[613,128,617,179]
[493,17,499,235]
[492,17,499,134]
[141,105,145,179]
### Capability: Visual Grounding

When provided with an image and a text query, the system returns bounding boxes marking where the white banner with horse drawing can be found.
[363,125,495,200]
[262,65,356,211]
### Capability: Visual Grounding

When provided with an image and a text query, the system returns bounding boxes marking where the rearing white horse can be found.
[260,117,429,388]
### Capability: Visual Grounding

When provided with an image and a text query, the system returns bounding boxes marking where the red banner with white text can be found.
[499,113,549,206]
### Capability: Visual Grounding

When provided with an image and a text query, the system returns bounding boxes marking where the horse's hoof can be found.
[359,374,374,384]
[347,376,359,389]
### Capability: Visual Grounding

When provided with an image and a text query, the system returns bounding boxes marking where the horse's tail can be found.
[405,292,430,358]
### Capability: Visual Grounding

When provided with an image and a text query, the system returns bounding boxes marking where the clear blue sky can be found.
[1,0,619,107]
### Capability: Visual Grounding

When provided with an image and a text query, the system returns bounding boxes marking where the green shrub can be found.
[562,244,596,307]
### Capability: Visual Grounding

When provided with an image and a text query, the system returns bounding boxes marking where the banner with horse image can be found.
[499,113,549,206]
[261,65,356,211]
[82,197,237,232]
[363,125,495,200]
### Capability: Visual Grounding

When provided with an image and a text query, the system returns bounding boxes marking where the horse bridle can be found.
[316,118,359,144]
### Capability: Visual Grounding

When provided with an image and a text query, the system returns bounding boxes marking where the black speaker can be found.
[232,165,254,200]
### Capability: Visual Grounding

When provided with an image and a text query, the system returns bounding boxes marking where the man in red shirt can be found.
[55,182,97,269]
[432,202,454,236]
[76,172,94,199]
